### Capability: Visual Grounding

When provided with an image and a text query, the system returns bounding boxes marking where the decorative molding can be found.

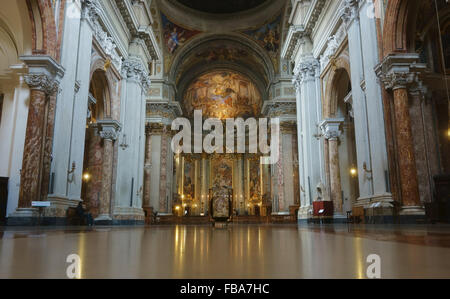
[282,0,327,61]
[113,0,161,61]
[146,101,182,120]
[319,24,346,71]
[263,100,297,118]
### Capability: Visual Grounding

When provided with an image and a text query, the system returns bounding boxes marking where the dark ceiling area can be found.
[175,0,268,14]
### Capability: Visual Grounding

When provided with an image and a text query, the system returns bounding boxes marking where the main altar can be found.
[172,153,272,218]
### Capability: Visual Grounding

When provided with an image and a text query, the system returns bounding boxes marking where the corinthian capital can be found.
[294,58,319,83]
[24,74,59,95]
[122,58,151,89]
[320,118,344,141]
[20,55,64,95]
[340,0,360,26]
[95,119,122,141]
[375,53,426,91]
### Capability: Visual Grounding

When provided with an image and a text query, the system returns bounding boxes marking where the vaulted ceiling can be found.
[175,0,268,14]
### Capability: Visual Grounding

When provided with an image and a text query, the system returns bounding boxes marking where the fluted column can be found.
[294,57,323,207]
[95,120,121,222]
[321,119,345,216]
[377,54,426,216]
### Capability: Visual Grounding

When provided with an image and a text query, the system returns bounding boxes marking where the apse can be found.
[183,70,262,119]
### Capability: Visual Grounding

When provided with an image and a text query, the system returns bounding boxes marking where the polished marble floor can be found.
[1,224,450,279]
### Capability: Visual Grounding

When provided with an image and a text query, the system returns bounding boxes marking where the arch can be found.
[89,58,117,119]
[323,55,351,118]
[26,0,59,58]
[89,69,112,120]
[382,0,421,55]
[169,33,276,86]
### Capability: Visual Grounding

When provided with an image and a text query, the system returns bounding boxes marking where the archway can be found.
[382,0,450,208]
[332,69,359,214]
[81,69,109,218]
[0,0,34,218]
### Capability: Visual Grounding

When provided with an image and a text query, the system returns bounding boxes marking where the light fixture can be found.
[447,128,450,138]
[350,167,357,177]
[175,206,180,211]
[82,173,91,181]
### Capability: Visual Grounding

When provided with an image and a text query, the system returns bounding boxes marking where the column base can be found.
[398,206,426,224]
[94,214,113,225]
[7,208,39,226]
[113,207,145,225]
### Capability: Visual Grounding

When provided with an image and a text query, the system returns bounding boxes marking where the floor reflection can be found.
[0,224,450,278]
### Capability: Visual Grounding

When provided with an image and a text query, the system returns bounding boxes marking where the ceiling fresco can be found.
[161,13,201,54]
[174,42,270,85]
[240,14,282,71]
[183,71,262,119]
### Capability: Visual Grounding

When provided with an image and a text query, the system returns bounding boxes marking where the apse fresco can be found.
[161,14,201,54]
[184,71,262,119]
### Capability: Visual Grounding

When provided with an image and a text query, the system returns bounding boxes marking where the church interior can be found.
[0,0,450,279]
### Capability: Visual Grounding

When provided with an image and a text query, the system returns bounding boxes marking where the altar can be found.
[173,153,272,218]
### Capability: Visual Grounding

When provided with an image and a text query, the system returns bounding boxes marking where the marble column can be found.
[143,124,152,208]
[321,119,345,216]
[95,119,121,223]
[392,87,421,208]
[280,122,298,214]
[377,53,426,216]
[10,56,64,223]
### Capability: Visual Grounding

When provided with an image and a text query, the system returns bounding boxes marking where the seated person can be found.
[76,202,94,226]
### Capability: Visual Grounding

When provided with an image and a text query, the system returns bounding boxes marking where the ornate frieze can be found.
[320,24,346,71]
[146,102,181,120]
[320,118,344,141]
[82,0,123,70]
[146,123,167,135]
[263,101,297,118]
[122,57,151,89]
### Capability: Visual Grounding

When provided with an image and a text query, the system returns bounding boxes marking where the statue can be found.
[314,182,330,202]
